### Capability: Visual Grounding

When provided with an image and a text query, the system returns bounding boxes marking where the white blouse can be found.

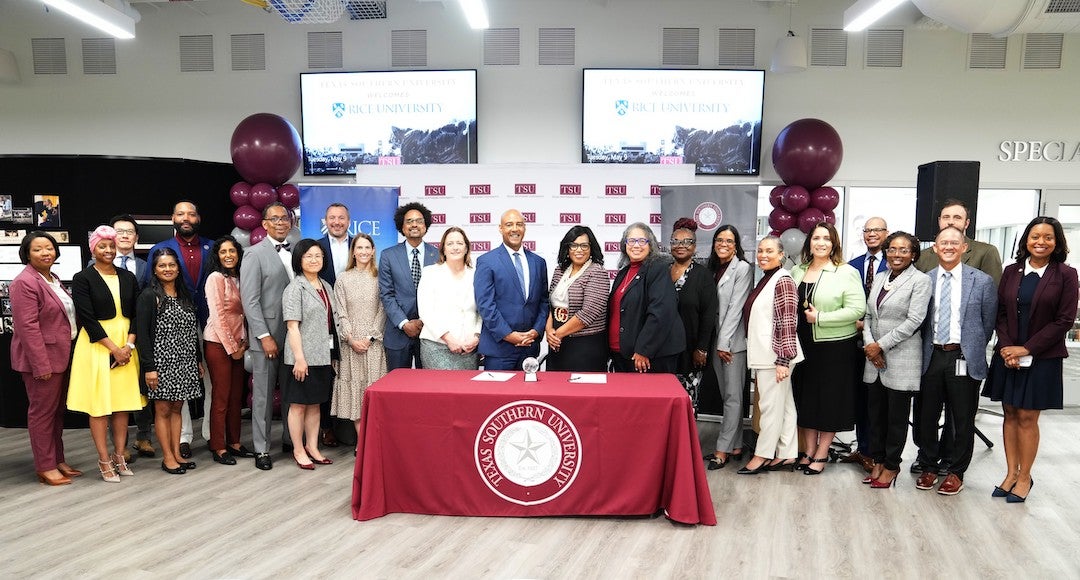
[417,263,482,344]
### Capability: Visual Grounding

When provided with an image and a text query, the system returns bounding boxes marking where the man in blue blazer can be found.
[379,202,439,370]
[845,217,890,470]
[143,201,214,458]
[317,203,352,287]
[915,226,996,496]
[474,209,550,371]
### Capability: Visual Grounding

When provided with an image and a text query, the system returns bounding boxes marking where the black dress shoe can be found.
[255,453,273,471]
[737,460,769,475]
[179,442,192,459]
[229,445,256,458]
[161,462,186,475]
[181,461,196,470]
[212,451,237,465]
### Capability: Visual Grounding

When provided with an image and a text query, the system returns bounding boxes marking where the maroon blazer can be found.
[9,265,73,376]
[995,261,1079,359]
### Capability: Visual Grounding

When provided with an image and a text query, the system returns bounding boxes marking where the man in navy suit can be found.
[144,201,214,458]
[379,202,439,370]
[474,208,550,371]
[915,226,996,496]
[845,217,890,471]
[317,203,352,287]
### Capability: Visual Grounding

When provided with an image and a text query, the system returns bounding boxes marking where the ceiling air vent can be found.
[539,27,575,66]
[346,0,387,20]
[662,27,699,66]
[866,29,903,68]
[82,38,116,75]
[810,28,847,67]
[32,38,66,75]
[483,28,520,66]
[308,31,343,69]
[391,29,426,67]
[1022,33,1063,69]
[968,33,1006,70]
[231,33,266,71]
[717,28,755,67]
[1045,0,1080,13]
[179,35,213,73]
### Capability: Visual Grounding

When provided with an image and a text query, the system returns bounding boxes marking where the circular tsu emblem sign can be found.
[474,400,582,506]
[694,202,723,230]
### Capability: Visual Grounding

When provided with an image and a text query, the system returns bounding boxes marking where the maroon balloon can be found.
[769,229,781,237]
[769,186,785,209]
[249,226,268,246]
[230,181,252,207]
[797,208,827,234]
[277,183,300,209]
[823,210,837,225]
[771,118,844,191]
[230,113,303,186]
[810,187,840,211]
[249,183,278,211]
[233,205,261,231]
[768,208,797,233]
[781,186,810,213]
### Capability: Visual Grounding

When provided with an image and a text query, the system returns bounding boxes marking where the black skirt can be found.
[284,365,334,405]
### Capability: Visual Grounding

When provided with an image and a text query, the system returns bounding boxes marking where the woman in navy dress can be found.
[984,217,1078,503]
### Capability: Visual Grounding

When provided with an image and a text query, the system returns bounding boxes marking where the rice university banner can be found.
[298,185,400,261]
[661,184,758,419]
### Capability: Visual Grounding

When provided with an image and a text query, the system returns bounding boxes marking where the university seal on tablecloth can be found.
[474,400,582,506]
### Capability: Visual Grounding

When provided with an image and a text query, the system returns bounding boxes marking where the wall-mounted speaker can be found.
[914,161,980,241]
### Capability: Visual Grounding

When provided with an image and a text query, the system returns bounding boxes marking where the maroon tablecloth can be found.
[351,369,716,525]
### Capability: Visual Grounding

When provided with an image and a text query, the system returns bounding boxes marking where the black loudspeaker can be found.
[914,161,981,241]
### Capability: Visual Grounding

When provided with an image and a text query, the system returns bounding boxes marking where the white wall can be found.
[0,0,1077,189]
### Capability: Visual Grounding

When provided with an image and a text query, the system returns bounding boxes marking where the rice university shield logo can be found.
[615,99,629,116]
[474,400,582,506]
[332,103,346,119]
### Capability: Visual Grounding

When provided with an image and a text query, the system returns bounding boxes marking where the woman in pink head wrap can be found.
[67,225,146,482]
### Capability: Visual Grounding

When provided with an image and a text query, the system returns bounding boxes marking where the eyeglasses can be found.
[863,228,887,234]
[569,243,590,250]
[625,238,649,247]
[265,216,290,224]
[885,248,912,256]
[303,254,324,261]
[669,239,696,247]
[114,228,136,236]
[404,218,426,225]
[714,238,736,246]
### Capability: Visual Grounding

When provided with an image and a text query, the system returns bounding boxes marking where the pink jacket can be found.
[203,271,246,354]
[9,265,73,376]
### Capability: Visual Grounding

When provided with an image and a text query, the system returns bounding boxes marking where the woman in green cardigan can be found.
[790,223,867,474]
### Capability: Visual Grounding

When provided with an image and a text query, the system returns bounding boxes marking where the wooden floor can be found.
[2,407,1079,579]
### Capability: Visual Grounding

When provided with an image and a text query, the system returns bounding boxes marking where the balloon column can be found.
[767,118,843,266]
[228,113,303,247]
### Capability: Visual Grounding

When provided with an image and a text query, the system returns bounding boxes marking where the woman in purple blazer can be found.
[984,217,1079,503]
[9,231,81,485]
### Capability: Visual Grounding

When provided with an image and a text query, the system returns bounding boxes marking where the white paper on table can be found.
[568,373,607,384]
[472,371,516,382]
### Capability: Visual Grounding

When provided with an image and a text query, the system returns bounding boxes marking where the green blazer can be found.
[915,238,1002,285]
[790,261,866,342]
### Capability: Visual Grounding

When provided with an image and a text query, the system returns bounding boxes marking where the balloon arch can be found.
[227,113,304,248]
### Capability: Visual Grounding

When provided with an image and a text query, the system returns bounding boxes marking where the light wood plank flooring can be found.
[1,407,1078,579]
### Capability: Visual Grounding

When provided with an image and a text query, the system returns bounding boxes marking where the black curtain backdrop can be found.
[0,155,241,428]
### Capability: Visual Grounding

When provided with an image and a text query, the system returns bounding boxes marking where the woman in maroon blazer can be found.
[9,231,81,485]
[984,217,1079,503]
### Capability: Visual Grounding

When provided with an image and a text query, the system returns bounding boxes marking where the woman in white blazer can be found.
[417,227,482,370]
[861,232,931,488]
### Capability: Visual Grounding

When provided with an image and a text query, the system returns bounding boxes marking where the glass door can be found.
[1042,190,1080,406]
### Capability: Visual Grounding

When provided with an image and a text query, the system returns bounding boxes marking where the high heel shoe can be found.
[295,459,316,471]
[37,471,72,486]
[112,453,133,476]
[98,460,120,483]
[304,447,333,465]
[802,457,829,475]
[160,461,187,475]
[766,459,797,472]
[870,469,898,488]
[796,452,811,471]
[737,459,770,475]
[1006,478,1033,503]
[57,465,83,478]
[992,481,1016,498]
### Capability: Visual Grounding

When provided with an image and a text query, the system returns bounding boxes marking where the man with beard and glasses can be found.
[379,202,439,371]
[144,201,214,459]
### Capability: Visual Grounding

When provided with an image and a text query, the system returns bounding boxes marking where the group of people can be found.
[10,197,1076,502]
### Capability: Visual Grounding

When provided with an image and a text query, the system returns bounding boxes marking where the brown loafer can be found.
[937,473,964,495]
[321,428,339,448]
[915,471,939,490]
[133,439,156,458]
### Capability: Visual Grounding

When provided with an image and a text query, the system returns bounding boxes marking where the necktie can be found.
[410,247,421,288]
[936,271,952,344]
[865,255,875,293]
[513,252,526,299]
[120,255,130,271]
[275,242,291,253]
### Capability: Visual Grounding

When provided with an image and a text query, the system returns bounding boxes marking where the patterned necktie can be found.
[120,255,130,271]
[865,255,876,293]
[936,271,952,344]
[513,252,526,299]
[410,247,421,288]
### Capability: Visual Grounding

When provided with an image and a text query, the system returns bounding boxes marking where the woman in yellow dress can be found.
[67,225,146,483]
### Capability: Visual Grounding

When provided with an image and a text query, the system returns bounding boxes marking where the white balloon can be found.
[231,227,252,248]
[780,228,806,259]
[285,228,301,246]
[243,350,253,373]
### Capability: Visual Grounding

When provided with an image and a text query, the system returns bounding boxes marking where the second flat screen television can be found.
[582,68,765,175]
[300,69,478,175]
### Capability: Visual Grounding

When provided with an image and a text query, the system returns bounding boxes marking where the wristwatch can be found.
[126,342,136,350]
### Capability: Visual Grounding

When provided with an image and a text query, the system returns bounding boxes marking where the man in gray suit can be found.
[915,226,996,495]
[379,202,439,370]
[240,202,294,471]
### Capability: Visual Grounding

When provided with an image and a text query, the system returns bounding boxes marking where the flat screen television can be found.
[300,69,478,175]
[582,68,765,175]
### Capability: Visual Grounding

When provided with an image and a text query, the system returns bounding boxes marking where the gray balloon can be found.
[243,349,253,373]
[285,228,301,246]
[780,228,806,260]
[231,226,252,248]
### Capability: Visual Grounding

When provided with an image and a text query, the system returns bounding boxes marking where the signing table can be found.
[351,369,716,525]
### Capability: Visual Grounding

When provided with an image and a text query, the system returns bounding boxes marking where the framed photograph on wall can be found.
[12,208,32,224]
[0,195,12,220]
[33,194,61,227]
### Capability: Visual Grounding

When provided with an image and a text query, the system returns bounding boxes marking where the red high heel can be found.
[870,469,898,488]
